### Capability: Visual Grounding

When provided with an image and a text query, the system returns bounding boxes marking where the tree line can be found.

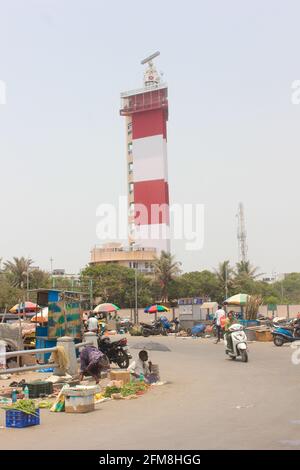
[0,254,300,310]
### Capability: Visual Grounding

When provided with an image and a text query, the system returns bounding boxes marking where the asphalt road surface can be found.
[1,336,300,450]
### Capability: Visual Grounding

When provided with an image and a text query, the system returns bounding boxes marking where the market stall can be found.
[30,289,84,363]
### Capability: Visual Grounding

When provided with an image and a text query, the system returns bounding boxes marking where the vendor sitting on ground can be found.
[128,350,158,384]
[79,345,110,384]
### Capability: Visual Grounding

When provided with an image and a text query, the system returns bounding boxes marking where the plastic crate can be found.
[6,408,40,428]
[23,381,53,398]
[239,320,260,327]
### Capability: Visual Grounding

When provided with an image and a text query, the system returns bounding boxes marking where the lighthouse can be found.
[120,52,170,254]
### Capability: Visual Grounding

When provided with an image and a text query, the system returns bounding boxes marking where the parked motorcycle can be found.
[272,322,300,347]
[224,323,248,362]
[97,336,131,368]
[165,319,181,334]
[140,320,167,337]
[117,318,133,334]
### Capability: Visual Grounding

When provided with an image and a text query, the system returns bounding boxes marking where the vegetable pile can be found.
[103,386,121,398]
[103,382,148,398]
[120,383,147,397]
[38,401,53,409]
[2,399,38,416]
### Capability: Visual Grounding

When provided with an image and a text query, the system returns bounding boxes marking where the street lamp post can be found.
[50,257,55,288]
[135,261,138,325]
[26,271,29,301]
[89,278,93,311]
[131,243,139,325]
[281,282,284,303]
[225,264,228,300]
[22,271,29,301]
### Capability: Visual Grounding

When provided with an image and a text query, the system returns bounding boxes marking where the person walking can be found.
[87,312,99,333]
[214,305,226,344]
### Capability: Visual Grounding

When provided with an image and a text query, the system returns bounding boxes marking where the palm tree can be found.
[3,257,33,288]
[214,260,234,299]
[232,260,263,294]
[234,260,261,280]
[153,251,181,302]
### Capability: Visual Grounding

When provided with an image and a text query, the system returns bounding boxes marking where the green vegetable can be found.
[120,382,147,397]
[38,401,52,409]
[103,382,148,398]
[2,399,38,417]
[103,386,121,398]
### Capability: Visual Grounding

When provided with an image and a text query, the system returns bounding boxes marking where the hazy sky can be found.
[0,0,300,275]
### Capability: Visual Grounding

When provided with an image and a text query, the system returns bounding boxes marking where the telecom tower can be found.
[120,52,170,254]
[237,202,248,262]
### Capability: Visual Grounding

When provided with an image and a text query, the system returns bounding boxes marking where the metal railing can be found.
[120,82,167,99]
[0,346,59,375]
[0,335,95,376]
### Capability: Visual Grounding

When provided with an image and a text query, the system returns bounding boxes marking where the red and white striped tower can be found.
[120,52,170,254]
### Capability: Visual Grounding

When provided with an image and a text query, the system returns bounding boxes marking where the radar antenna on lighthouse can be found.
[141,51,161,87]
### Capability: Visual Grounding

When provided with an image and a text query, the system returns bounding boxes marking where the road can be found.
[1,335,300,450]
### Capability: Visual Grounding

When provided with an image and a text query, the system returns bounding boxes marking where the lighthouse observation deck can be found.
[120,83,168,116]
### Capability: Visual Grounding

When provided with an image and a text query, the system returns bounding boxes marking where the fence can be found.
[258,305,300,318]
[0,332,97,377]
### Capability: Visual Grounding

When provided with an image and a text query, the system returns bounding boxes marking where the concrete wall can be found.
[118,305,300,324]
[258,305,300,318]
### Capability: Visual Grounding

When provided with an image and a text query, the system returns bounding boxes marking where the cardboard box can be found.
[255,330,273,342]
[109,370,130,384]
[107,380,124,388]
[21,354,37,366]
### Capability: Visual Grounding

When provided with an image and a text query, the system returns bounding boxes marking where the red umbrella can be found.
[93,303,120,313]
[10,302,39,313]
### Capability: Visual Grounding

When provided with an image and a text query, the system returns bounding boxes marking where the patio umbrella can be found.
[10,302,39,313]
[93,303,120,313]
[131,341,171,352]
[224,293,250,306]
[31,307,48,323]
[144,304,170,314]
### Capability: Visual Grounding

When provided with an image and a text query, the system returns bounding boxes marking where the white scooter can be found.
[224,323,248,362]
